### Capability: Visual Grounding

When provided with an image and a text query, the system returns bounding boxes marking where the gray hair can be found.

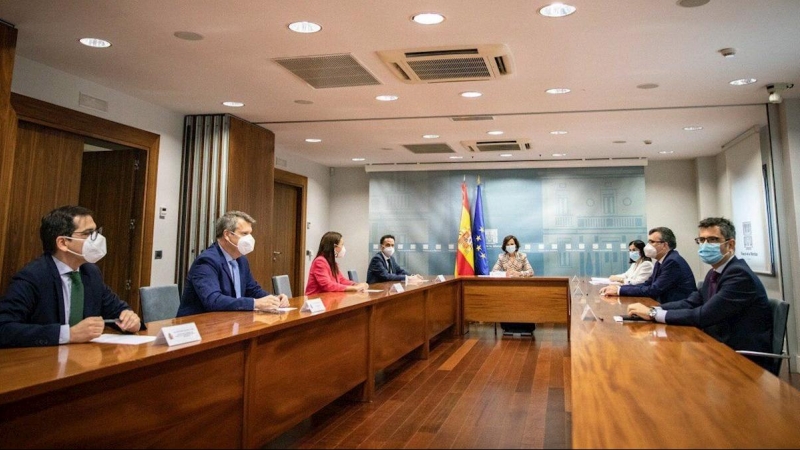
[698,217,736,240]
[215,211,256,238]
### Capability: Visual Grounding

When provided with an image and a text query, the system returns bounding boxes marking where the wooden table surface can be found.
[570,279,800,448]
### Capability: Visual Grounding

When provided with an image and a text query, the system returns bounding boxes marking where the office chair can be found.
[272,274,293,298]
[348,270,359,282]
[139,284,180,323]
[736,298,791,376]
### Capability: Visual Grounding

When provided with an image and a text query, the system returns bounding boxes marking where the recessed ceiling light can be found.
[352,158,366,162]
[677,0,710,7]
[449,156,464,160]
[730,78,757,86]
[683,126,703,131]
[222,101,244,107]
[422,134,439,139]
[487,130,504,135]
[552,153,567,157]
[294,99,314,105]
[545,88,571,94]
[288,21,322,33]
[376,95,398,101]
[381,147,393,151]
[550,130,568,135]
[659,151,674,154]
[460,91,483,98]
[500,153,513,157]
[411,13,445,25]
[79,38,111,48]
[637,83,659,89]
[305,138,322,143]
[613,140,627,144]
[538,3,577,17]
[173,31,204,41]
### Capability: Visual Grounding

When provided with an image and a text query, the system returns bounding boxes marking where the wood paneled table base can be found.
[570,281,800,448]
[0,276,566,449]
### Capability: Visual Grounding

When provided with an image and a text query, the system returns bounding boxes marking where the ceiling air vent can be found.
[402,143,456,154]
[461,139,531,152]
[450,115,494,122]
[273,53,381,89]
[378,44,514,84]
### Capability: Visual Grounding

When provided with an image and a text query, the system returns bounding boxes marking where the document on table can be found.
[366,289,384,292]
[91,334,157,345]
[589,277,621,286]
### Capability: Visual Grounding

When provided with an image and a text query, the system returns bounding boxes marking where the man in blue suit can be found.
[177,211,288,317]
[600,226,696,303]
[366,234,423,284]
[628,217,772,370]
[0,205,141,348]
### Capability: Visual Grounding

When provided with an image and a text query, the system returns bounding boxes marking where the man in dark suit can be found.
[600,226,696,304]
[0,205,141,348]
[366,234,423,284]
[628,217,772,370]
[177,211,288,317]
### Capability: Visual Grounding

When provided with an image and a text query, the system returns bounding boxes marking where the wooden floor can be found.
[266,323,571,449]
[266,323,800,449]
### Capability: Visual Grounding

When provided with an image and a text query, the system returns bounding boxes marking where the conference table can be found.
[0,276,569,448]
[570,279,800,448]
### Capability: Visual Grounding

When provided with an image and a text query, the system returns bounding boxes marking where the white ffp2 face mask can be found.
[235,234,255,256]
[64,234,108,264]
[382,246,395,258]
[336,246,346,259]
[643,243,658,259]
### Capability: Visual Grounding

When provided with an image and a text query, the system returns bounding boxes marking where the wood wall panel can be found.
[1,122,83,292]
[226,116,275,286]
[0,24,18,296]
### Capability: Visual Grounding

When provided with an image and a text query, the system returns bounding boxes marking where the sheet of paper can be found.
[91,334,157,345]
[589,277,621,285]
[366,289,384,292]
[276,307,297,312]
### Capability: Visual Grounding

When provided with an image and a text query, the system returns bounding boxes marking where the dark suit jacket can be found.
[619,249,696,304]
[0,254,133,348]
[177,242,269,317]
[366,253,409,284]
[660,256,772,369]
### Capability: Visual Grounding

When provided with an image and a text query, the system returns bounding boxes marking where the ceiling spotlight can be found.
[552,153,567,157]
[538,3,577,17]
[412,13,445,25]
[352,158,366,162]
[500,153,513,157]
[422,134,439,139]
[550,130,568,135]
[487,130,504,135]
[718,48,736,58]
[659,151,674,154]
[305,138,322,143]
[449,156,464,160]
[222,101,244,107]
[79,38,111,48]
[288,21,322,33]
[767,83,794,104]
[683,126,703,131]
[460,91,483,98]
[545,88,571,94]
[376,95,398,101]
[730,78,757,86]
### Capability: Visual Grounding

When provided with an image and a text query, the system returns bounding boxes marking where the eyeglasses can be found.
[694,236,727,245]
[647,239,664,245]
[71,227,103,241]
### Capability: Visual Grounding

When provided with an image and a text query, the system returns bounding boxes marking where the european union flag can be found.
[472,178,489,275]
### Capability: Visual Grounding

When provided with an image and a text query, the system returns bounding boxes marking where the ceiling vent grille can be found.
[402,143,456,154]
[450,115,494,122]
[461,139,531,152]
[273,53,381,89]
[378,44,513,84]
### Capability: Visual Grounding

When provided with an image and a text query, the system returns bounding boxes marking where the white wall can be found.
[11,56,184,286]
[645,160,702,279]
[329,167,370,282]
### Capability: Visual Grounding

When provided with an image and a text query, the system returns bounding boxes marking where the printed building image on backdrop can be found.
[368,167,648,278]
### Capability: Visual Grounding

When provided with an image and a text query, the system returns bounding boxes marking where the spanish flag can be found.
[455,181,475,276]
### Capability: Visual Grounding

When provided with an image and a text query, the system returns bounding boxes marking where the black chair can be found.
[271,274,292,298]
[139,284,180,323]
[736,298,790,376]
[347,270,359,282]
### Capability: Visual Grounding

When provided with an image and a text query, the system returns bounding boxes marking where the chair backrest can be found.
[272,274,293,298]
[769,298,790,370]
[139,284,180,323]
[348,270,359,282]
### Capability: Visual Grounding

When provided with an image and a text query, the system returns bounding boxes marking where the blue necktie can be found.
[229,260,242,298]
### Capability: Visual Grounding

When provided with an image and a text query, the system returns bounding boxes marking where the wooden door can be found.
[271,170,307,297]
[79,149,145,309]
[1,121,83,293]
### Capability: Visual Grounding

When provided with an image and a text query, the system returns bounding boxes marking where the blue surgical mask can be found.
[698,242,724,265]
[629,251,641,262]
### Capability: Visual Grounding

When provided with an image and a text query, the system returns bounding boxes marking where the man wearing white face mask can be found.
[366,235,423,284]
[0,205,141,348]
[177,211,288,317]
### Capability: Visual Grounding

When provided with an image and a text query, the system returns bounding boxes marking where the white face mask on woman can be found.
[336,246,346,259]
[506,245,516,253]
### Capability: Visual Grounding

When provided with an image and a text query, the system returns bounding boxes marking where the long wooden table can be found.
[570,280,800,448]
[0,276,570,449]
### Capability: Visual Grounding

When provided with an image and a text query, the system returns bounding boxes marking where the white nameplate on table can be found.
[489,271,506,278]
[581,304,599,321]
[91,334,157,345]
[154,322,201,346]
[435,274,445,282]
[300,298,326,314]
[390,283,405,293]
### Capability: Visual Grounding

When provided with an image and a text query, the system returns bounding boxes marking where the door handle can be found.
[273,251,281,255]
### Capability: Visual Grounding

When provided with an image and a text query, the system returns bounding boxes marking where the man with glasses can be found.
[600,226,696,304]
[626,217,772,370]
[177,211,288,317]
[0,205,141,348]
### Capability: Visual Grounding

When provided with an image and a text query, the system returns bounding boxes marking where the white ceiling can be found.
[2,0,799,168]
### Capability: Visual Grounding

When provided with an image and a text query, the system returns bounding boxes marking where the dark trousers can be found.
[501,322,536,333]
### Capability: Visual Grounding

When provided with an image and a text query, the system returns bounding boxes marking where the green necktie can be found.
[68,271,84,326]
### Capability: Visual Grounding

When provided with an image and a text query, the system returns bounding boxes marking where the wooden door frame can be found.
[274,168,307,296]
[10,93,159,311]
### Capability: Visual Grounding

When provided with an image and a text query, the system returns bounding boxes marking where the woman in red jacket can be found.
[305,231,369,296]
